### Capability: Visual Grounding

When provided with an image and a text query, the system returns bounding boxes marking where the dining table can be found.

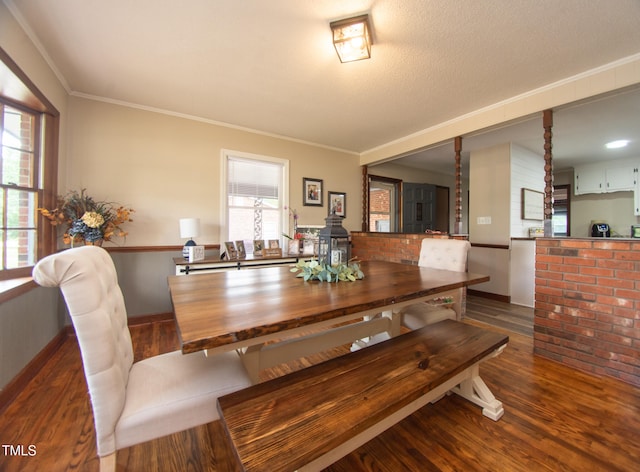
[167,260,490,383]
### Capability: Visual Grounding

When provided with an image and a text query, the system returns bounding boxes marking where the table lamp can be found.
[179,218,201,259]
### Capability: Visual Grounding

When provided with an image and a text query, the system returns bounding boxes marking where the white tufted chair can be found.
[32,246,252,472]
[400,238,471,329]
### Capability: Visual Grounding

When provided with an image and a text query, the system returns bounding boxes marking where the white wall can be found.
[510,144,545,238]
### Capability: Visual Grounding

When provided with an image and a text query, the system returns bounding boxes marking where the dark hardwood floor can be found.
[1,304,638,471]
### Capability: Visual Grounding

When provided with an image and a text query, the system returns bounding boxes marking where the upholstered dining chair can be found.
[400,238,472,330]
[32,246,252,472]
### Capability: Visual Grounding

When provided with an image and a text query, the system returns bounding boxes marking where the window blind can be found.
[228,157,281,198]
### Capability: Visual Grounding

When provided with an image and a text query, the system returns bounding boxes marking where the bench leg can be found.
[451,363,504,421]
[241,345,262,384]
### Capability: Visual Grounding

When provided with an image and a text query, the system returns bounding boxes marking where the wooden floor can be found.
[1,308,638,471]
[465,295,534,337]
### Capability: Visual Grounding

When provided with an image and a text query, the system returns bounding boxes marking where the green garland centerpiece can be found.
[291,258,364,282]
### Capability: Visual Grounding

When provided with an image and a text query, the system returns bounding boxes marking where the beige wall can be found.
[469,143,512,246]
[66,97,361,247]
[0,2,69,182]
[467,143,512,298]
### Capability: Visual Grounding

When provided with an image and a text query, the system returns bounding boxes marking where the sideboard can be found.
[173,254,309,275]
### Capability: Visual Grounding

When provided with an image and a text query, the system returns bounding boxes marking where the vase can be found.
[85,239,103,247]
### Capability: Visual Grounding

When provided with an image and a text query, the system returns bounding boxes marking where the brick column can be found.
[535,238,640,387]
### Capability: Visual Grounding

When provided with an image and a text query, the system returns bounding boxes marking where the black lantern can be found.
[318,213,351,266]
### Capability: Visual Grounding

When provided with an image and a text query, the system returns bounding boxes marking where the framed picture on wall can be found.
[328,191,346,217]
[521,188,544,220]
[303,177,323,206]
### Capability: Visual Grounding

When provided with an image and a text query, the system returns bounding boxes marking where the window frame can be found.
[367,174,401,232]
[0,47,59,281]
[220,149,289,248]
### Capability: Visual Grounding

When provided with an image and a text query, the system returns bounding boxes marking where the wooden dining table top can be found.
[167,260,489,354]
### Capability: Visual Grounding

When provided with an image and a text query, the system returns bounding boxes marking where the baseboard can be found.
[0,312,174,413]
[0,329,67,414]
[467,289,511,304]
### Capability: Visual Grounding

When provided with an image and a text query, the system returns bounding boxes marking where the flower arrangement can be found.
[290,258,364,282]
[38,189,134,246]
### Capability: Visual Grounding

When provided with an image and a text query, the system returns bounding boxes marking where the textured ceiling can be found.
[5,0,640,172]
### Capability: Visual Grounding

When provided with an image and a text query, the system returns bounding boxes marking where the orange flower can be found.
[38,189,134,245]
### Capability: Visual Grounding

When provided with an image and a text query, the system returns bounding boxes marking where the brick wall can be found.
[535,238,640,387]
[351,232,463,265]
[369,189,391,231]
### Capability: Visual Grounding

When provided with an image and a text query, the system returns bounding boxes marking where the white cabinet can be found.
[636,176,640,216]
[606,166,638,192]
[575,163,638,195]
[574,166,604,194]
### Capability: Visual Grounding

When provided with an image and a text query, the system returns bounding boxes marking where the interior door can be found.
[402,183,435,232]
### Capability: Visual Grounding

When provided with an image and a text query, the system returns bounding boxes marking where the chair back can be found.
[33,246,133,455]
[418,238,471,272]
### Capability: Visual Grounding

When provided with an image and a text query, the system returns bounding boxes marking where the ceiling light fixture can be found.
[605,139,630,149]
[330,14,372,63]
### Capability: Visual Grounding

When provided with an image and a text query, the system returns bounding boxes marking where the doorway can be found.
[552,184,571,236]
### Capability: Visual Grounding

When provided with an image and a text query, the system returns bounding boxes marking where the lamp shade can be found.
[179,218,201,239]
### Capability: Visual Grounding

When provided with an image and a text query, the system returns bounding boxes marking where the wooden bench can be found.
[217,320,508,472]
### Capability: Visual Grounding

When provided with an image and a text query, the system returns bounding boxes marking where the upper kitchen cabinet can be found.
[574,161,638,195]
[574,165,605,194]
[606,165,638,192]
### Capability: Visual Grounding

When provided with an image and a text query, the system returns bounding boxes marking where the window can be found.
[0,48,59,280]
[368,175,400,232]
[223,151,289,251]
[0,103,39,271]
